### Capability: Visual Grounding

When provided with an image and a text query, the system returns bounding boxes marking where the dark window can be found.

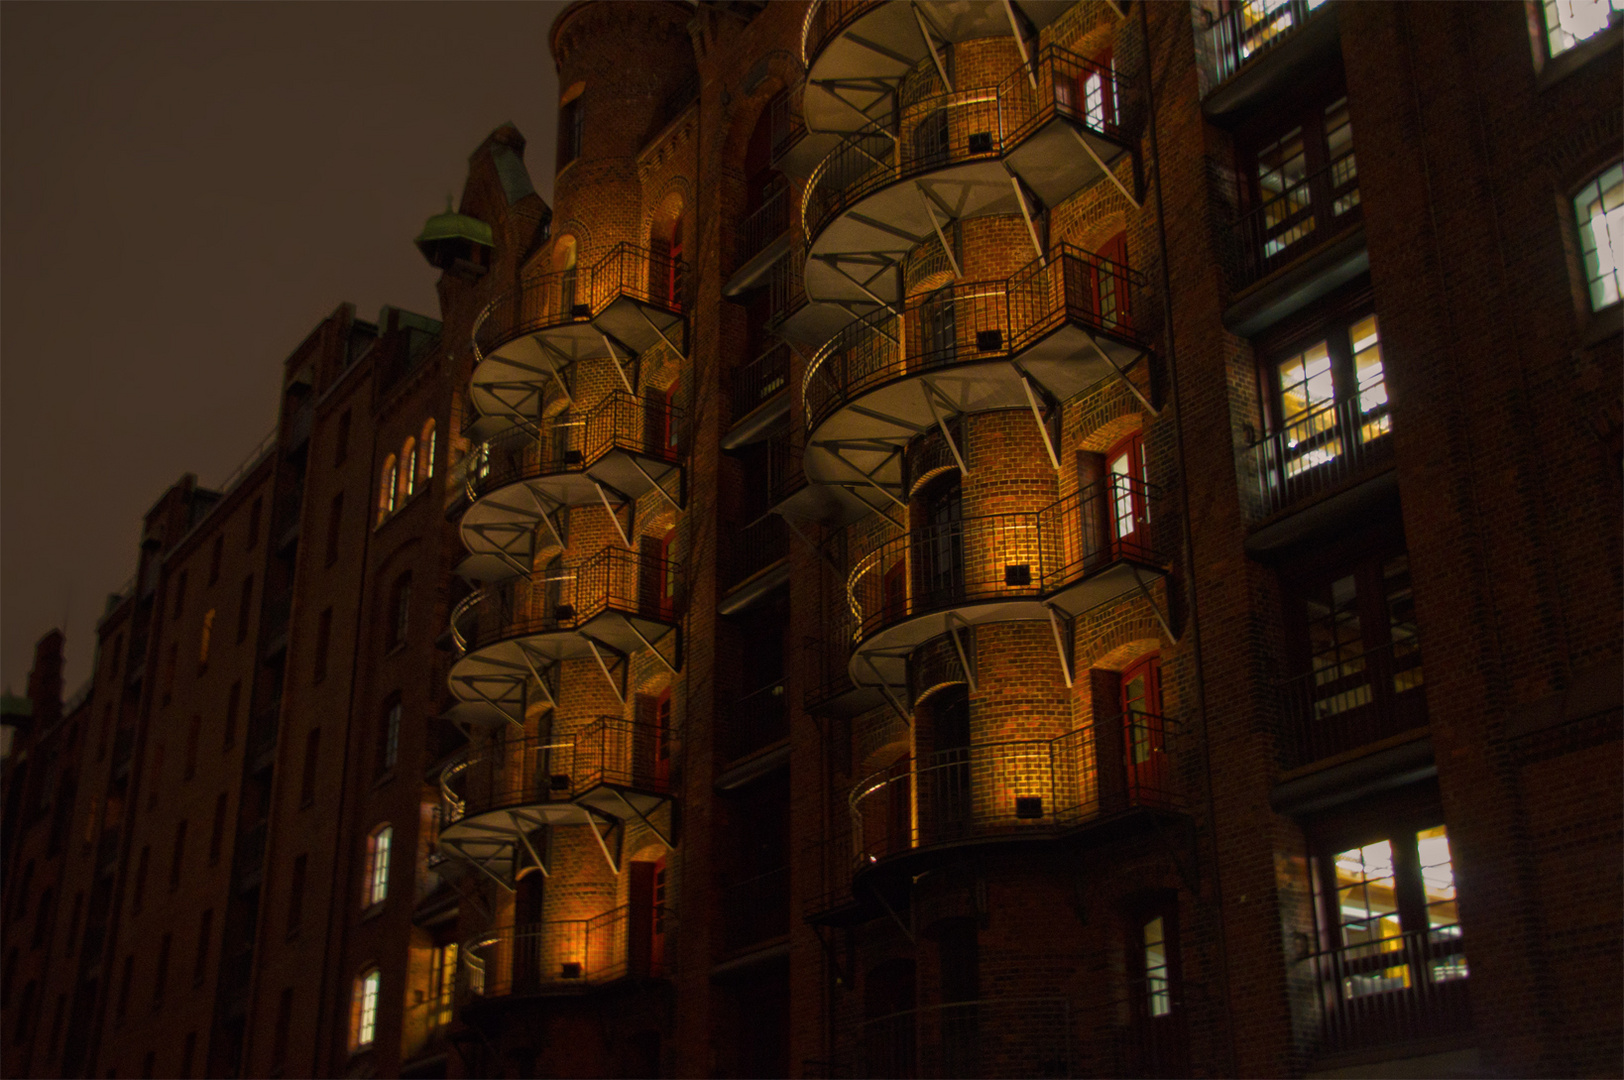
[116,956,134,1020]
[132,847,149,913]
[314,608,333,684]
[1236,86,1359,279]
[169,821,187,890]
[246,497,262,550]
[193,910,212,985]
[377,701,401,776]
[65,892,83,958]
[224,681,241,750]
[559,96,584,169]
[47,991,66,1058]
[272,987,294,1071]
[153,933,172,1002]
[287,854,307,937]
[209,793,228,866]
[32,886,54,948]
[147,741,164,809]
[207,536,223,586]
[181,1033,197,1078]
[171,572,188,618]
[236,576,254,643]
[387,574,411,650]
[300,729,321,807]
[335,409,352,467]
[325,493,343,567]
[914,473,963,606]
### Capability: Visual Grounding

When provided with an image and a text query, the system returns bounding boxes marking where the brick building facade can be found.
[3,1,1620,1077]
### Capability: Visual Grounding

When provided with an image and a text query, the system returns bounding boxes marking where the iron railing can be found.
[765,245,810,331]
[1306,925,1469,1055]
[850,714,1180,864]
[1277,639,1424,769]
[468,391,684,500]
[440,719,674,826]
[473,242,688,363]
[718,681,789,763]
[1243,394,1391,519]
[803,830,858,919]
[724,515,790,591]
[804,244,1147,434]
[845,477,1165,642]
[731,340,793,425]
[736,180,793,271]
[801,0,883,68]
[721,865,791,952]
[803,610,864,711]
[804,47,1128,244]
[449,546,683,653]
[1201,0,1332,90]
[1232,148,1360,288]
[461,905,669,999]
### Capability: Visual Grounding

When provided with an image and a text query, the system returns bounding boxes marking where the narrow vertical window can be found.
[379,456,398,522]
[388,574,411,649]
[246,497,262,550]
[184,716,201,780]
[1143,916,1171,1016]
[117,956,134,1019]
[169,820,188,889]
[273,987,294,1070]
[558,96,584,170]
[172,572,188,618]
[300,729,321,807]
[402,438,417,500]
[193,909,213,985]
[378,700,402,776]
[198,609,214,671]
[325,492,344,566]
[224,680,241,750]
[147,741,165,809]
[1576,163,1623,311]
[287,854,308,937]
[181,1032,197,1078]
[351,969,380,1049]
[209,793,228,866]
[208,536,223,586]
[365,825,392,907]
[153,933,172,1002]
[133,847,150,913]
[314,608,333,684]
[422,420,437,481]
[236,575,254,643]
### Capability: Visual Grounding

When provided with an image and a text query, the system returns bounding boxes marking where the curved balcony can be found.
[460,905,671,1004]
[800,0,1073,134]
[437,720,676,881]
[841,480,1168,691]
[470,243,688,426]
[802,48,1133,308]
[447,547,683,729]
[460,392,685,573]
[849,716,1180,872]
[801,246,1150,512]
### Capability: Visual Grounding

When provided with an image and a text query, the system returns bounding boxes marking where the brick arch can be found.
[645,183,691,247]
[1078,409,1145,454]
[1086,630,1165,673]
[718,51,803,167]
[526,219,593,278]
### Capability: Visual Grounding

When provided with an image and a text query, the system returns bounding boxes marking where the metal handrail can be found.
[718,680,790,763]
[440,719,675,827]
[803,46,1126,245]
[801,0,881,70]
[461,904,672,999]
[1232,147,1360,287]
[469,391,684,500]
[1305,925,1469,1054]
[472,241,689,365]
[803,243,1147,434]
[1243,393,1390,518]
[1276,638,1424,769]
[731,340,793,424]
[736,180,793,269]
[1202,0,1332,90]
[843,477,1165,642]
[848,713,1180,863]
[449,545,684,654]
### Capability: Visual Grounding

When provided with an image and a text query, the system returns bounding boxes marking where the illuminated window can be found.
[1576,163,1623,310]
[365,825,392,907]
[1265,310,1388,480]
[1542,0,1623,57]
[377,700,402,776]
[198,609,214,670]
[402,437,417,500]
[421,420,437,482]
[350,968,380,1049]
[1143,916,1171,1017]
[379,456,398,522]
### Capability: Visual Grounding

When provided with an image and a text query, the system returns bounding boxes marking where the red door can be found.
[662,381,681,458]
[1120,654,1166,805]
[1059,48,1116,129]
[628,857,668,977]
[1092,231,1130,332]
[666,218,685,309]
[1105,429,1147,558]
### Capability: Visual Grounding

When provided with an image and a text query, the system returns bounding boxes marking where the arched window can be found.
[379,456,398,522]
[556,236,579,317]
[364,825,392,907]
[350,967,381,1049]
[401,438,417,501]
[420,419,437,483]
[649,201,685,310]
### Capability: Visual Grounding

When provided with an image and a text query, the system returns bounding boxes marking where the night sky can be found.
[2,1,571,695]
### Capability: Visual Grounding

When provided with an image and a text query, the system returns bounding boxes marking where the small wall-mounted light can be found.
[561,962,583,979]
[1005,564,1032,587]
[976,329,1003,352]
[1015,796,1044,819]
[570,304,592,319]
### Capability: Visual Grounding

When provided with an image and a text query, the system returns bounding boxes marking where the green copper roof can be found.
[414,198,494,252]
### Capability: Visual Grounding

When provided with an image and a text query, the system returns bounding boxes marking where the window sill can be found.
[1537,23,1623,94]
[361,901,386,923]
[1584,300,1623,345]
